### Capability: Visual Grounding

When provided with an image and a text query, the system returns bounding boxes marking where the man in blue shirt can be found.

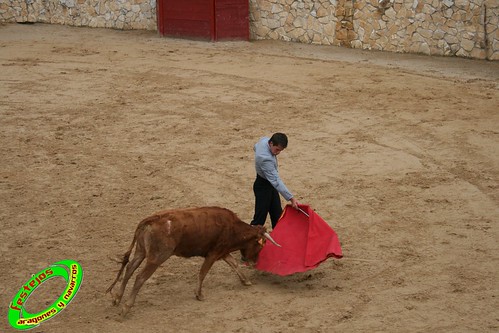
[250,133,299,229]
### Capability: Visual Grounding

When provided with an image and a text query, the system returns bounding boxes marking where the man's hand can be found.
[290,197,299,209]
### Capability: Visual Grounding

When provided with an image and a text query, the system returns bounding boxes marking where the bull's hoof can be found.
[110,293,122,306]
[242,280,252,286]
[120,304,131,318]
[195,292,205,301]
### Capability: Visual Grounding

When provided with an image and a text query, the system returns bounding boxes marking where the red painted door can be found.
[215,0,249,41]
[158,0,215,40]
[157,0,248,41]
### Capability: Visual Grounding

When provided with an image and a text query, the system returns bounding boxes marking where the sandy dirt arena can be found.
[1,23,498,333]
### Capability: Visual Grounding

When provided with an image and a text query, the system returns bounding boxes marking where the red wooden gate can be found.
[157,0,249,41]
[214,0,249,41]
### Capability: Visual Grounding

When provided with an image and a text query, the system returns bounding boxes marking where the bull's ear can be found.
[258,238,265,246]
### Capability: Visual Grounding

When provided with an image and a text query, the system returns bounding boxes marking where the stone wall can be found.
[0,0,156,30]
[249,0,498,60]
[1,0,497,60]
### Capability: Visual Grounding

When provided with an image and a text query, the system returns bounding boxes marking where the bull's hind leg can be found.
[223,254,251,286]
[112,244,146,306]
[120,260,161,317]
[121,246,174,317]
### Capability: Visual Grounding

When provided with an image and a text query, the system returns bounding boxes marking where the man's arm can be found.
[260,158,294,201]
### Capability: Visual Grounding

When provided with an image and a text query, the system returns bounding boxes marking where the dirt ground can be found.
[1,23,498,333]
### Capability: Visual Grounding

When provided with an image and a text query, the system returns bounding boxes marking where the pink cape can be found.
[255,204,342,276]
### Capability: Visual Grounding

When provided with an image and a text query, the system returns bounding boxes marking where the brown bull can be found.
[107,206,280,317]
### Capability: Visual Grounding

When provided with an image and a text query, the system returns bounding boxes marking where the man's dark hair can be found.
[269,133,288,148]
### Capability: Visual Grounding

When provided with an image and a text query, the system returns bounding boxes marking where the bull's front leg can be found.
[196,255,218,301]
[223,254,252,286]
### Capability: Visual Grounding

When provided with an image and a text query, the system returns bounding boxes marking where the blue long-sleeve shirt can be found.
[254,137,294,201]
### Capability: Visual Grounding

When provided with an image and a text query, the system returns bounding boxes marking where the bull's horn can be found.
[264,232,281,247]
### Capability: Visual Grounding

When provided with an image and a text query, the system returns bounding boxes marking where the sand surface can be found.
[1,23,498,333]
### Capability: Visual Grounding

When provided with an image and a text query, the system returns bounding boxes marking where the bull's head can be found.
[240,226,281,263]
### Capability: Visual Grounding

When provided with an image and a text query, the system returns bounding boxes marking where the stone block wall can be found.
[249,0,498,60]
[1,0,497,60]
[0,0,156,30]
[249,0,339,44]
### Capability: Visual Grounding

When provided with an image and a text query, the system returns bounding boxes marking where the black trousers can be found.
[250,175,283,229]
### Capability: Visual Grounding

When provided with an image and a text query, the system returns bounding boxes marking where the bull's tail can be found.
[106,228,140,294]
